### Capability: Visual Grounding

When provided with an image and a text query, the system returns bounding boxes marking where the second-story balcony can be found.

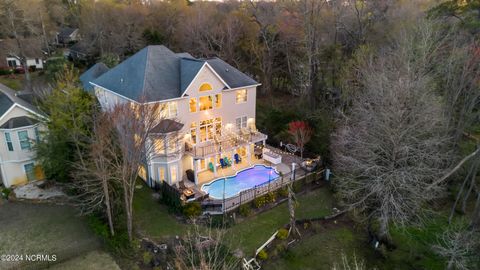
[185,130,267,158]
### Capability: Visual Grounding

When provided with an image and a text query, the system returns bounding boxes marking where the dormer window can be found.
[199,83,212,92]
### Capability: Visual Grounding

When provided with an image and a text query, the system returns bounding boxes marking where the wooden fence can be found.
[201,168,323,214]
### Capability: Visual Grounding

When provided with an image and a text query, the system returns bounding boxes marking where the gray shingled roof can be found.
[0,83,43,117]
[151,119,184,134]
[206,58,258,88]
[0,116,38,129]
[58,27,77,38]
[0,92,14,117]
[180,58,204,93]
[90,45,258,103]
[80,63,109,92]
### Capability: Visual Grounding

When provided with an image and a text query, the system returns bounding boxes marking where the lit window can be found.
[215,117,222,137]
[189,98,197,113]
[160,102,178,118]
[154,138,164,154]
[199,96,213,111]
[215,94,222,108]
[199,83,212,92]
[168,102,178,117]
[236,89,247,103]
[5,132,13,151]
[190,122,197,144]
[18,131,30,150]
[159,167,165,182]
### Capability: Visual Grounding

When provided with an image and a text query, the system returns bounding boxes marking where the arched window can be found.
[199,83,212,92]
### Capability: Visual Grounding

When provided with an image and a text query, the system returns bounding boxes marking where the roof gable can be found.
[88,45,258,103]
[180,58,205,93]
[93,46,181,102]
[206,58,258,88]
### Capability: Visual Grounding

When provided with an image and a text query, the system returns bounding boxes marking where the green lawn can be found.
[0,202,114,269]
[0,75,23,90]
[133,184,188,241]
[48,251,120,270]
[228,187,334,254]
[262,227,368,270]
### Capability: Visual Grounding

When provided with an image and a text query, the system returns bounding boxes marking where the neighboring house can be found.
[83,45,267,187]
[0,39,46,70]
[56,27,80,45]
[66,42,90,61]
[0,84,46,188]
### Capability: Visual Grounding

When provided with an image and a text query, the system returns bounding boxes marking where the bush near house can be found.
[239,204,252,217]
[182,202,202,218]
[1,187,11,199]
[276,228,288,240]
[257,249,268,260]
[254,192,277,208]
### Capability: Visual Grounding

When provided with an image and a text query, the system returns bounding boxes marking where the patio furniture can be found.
[224,157,232,166]
[219,158,227,168]
[208,162,215,172]
[234,153,242,164]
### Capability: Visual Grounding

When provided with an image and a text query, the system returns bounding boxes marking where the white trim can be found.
[90,82,138,104]
[0,122,40,132]
[144,95,187,105]
[0,157,35,164]
[0,105,16,124]
[150,157,182,164]
[180,62,207,97]
[204,62,231,89]
[222,83,262,92]
[15,104,46,120]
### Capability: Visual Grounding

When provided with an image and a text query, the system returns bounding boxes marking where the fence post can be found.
[239,192,242,206]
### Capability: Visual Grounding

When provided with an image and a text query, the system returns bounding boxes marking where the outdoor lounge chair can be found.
[224,157,232,166]
[208,162,215,172]
[234,153,242,164]
[219,158,227,168]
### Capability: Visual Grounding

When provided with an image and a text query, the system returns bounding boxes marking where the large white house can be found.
[0,84,45,188]
[82,45,268,188]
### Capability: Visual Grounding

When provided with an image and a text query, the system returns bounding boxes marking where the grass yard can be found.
[228,187,334,254]
[0,75,23,91]
[48,251,120,270]
[133,184,188,241]
[262,227,370,270]
[0,201,118,270]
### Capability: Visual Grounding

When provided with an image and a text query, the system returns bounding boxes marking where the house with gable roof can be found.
[0,84,46,188]
[82,45,269,190]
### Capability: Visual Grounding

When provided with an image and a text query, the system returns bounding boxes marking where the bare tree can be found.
[332,253,368,270]
[174,223,239,270]
[332,22,453,239]
[432,222,480,270]
[107,101,163,242]
[74,111,119,236]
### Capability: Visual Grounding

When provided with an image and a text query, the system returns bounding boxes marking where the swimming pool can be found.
[201,165,280,199]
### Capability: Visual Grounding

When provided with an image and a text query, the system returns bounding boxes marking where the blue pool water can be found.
[201,165,280,199]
